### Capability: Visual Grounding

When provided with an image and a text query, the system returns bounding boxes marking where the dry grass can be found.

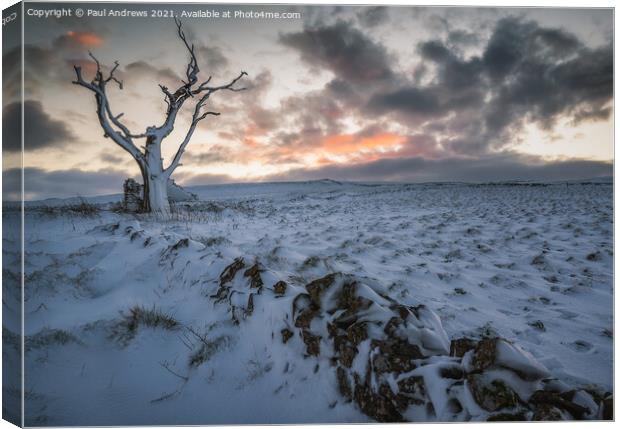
[36,198,101,217]
[111,305,179,345]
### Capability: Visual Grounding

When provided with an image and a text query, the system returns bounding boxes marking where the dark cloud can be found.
[3,45,66,99]
[357,6,389,28]
[481,18,612,138]
[3,167,132,201]
[419,40,453,63]
[447,30,480,47]
[264,153,612,184]
[279,20,395,84]
[4,30,108,99]
[3,100,75,152]
[123,61,180,84]
[368,87,442,117]
[197,45,230,75]
[360,16,612,154]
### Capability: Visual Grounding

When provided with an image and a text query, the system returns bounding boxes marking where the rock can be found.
[219,257,245,286]
[471,338,498,371]
[294,307,319,329]
[123,178,143,212]
[440,365,464,379]
[302,330,321,356]
[273,281,287,295]
[244,263,264,290]
[246,293,254,316]
[450,337,476,357]
[532,404,564,420]
[212,257,245,304]
[487,412,528,421]
[371,338,423,374]
[353,377,405,422]
[207,267,609,423]
[397,376,426,406]
[468,376,520,412]
[347,322,368,345]
[468,338,550,381]
[305,273,338,306]
[337,367,353,400]
[336,341,357,368]
[529,390,588,419]
[281,328,293,344]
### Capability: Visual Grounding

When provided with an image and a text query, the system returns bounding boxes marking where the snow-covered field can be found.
[2,180,613,424]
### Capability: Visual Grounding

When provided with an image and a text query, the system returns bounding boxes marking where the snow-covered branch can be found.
[72,58,145,162]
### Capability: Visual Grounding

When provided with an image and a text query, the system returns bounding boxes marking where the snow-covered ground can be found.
[3,180,613,424]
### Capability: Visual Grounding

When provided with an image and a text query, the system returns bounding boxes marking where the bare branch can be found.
[159,84,175,102]
[195,111,220,122]
[175,17,199,87]
[72,59,145,160]
[192,71,248,95]
[105,60,124,89]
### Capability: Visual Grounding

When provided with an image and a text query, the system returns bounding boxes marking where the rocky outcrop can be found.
[103,223,611,423]
[207,263,609,422]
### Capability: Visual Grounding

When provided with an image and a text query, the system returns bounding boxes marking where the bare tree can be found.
[73,18,247,213]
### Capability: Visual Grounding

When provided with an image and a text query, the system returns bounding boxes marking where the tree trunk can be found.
[144,173,170,214]
[140,138,170,214]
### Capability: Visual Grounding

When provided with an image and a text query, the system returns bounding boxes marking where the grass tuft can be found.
[112,305,179,345]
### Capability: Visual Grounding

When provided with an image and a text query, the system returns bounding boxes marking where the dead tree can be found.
[73,18,246,213]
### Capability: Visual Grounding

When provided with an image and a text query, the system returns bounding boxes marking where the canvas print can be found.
[1,1,614,425]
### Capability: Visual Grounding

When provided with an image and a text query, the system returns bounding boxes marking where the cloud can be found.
[3,167,133,201]
[197,45,230,75]
[3,45,65,99]
[185,145,234,164]
[367,87,443,117]
[264,153,612,184]
[279,20,395,84]
[99,152,130,165]
[173,171,237,186]
[55,31,104,49]
[447,30,480,47]
[360,16,612,154]
[123,61,181,86]
[2,100,75,152]
[481,17,611,135]
[357,6,389,27]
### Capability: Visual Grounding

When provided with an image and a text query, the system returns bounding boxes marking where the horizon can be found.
[3,174,613,203]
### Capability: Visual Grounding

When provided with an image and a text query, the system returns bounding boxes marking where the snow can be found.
[494,339,550,380]
[4,180,613,424]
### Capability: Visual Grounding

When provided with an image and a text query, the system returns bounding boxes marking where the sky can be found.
[2,2,614,200]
